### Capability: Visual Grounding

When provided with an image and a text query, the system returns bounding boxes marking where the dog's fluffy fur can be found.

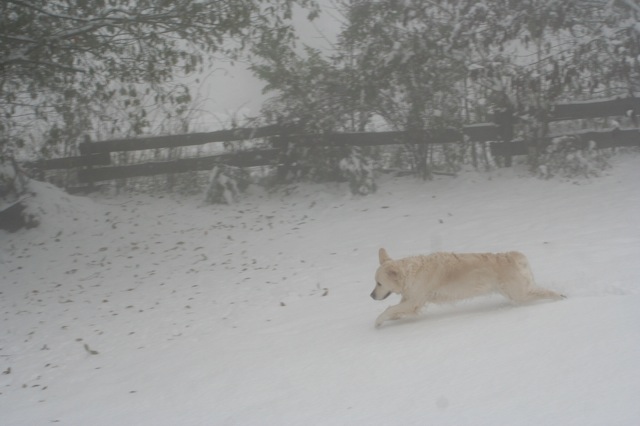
[371,248,564,327]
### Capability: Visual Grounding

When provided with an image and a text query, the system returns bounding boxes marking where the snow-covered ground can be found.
[1,155,639,425]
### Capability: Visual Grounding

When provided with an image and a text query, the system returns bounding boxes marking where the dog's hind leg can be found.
[375,301,422,328]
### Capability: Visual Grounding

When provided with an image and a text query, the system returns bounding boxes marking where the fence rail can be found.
[550,97,640,121]
[77,124,288,155]
[76,149,281,182]
[490,128,640,157]
[29,96,640,185]
[29,152,110,170]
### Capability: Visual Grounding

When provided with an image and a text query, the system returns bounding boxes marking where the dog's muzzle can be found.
[371,290,391,300]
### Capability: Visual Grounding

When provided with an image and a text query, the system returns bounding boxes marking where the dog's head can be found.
[371,248,404,300]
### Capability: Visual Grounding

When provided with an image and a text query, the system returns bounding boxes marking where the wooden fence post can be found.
[274,124,293,183]
[78,135,95,192]
[494,104,515,167]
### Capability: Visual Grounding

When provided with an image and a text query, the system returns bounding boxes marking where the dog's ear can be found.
[379,248,391,265]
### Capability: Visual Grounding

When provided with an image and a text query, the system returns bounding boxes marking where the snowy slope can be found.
[1,155,639,425]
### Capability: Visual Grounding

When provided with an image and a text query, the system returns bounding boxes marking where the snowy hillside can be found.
[1,155,640,425]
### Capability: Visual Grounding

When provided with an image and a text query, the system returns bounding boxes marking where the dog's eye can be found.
[376,282,382,287]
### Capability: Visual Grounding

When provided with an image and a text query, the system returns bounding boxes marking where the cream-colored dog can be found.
[371,248,564,327]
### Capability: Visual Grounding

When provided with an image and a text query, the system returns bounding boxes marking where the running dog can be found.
[371,248,564,327]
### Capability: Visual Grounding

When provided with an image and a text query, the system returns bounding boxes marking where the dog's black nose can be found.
[370,291,376,299]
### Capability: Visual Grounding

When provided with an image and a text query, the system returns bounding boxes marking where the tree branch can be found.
[0,34,38,44]
[5,0,88,23]
[3,56,85,73]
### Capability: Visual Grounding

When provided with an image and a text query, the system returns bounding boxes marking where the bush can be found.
[339,147,377,195]
[204,164,250,204]
[275,140,378,195]
[0,159,41,231]
[538,136,611,179]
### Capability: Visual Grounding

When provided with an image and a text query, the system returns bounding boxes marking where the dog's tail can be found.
[527,287,566,300]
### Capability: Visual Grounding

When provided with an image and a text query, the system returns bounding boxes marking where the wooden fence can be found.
[28,96,640,187]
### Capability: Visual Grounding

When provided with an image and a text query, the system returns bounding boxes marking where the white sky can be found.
[193,1,343,130]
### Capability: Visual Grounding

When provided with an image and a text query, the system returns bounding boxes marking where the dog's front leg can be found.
[375,301,420,328]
